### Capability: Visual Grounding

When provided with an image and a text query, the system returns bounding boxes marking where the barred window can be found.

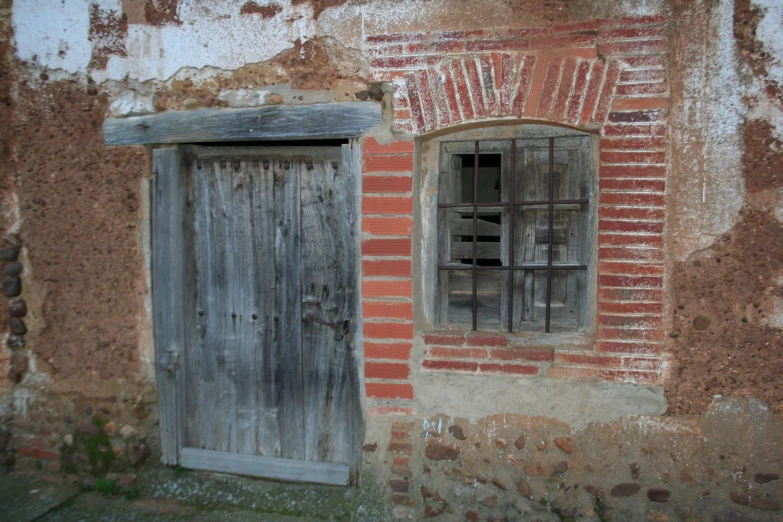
[437,136,593,333]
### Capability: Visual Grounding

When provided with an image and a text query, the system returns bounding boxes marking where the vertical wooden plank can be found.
[216,159,239,453]
[300,157,360,464]
[193,159,236,452]
[499,143,512,331]
[152,147,186,465]
[439,154,461,326]
[563,149,581,331]
[249,159,281,457]
[565,207,581,329]
[181,149,199,452]
[511,144,525,331]
[274,159,306,460]
[550,150,567,329]
[190,159,212,451]
[519,148,539,326]
[577,139,592,331]
[230,160,258,455]
[339,141,364,473]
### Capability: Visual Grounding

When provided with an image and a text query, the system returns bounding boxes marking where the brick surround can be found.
[361,14,669,397]
[362,138,416,400]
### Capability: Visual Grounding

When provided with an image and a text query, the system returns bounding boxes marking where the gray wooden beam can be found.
[103,102,382,145]
[180,448,350,486]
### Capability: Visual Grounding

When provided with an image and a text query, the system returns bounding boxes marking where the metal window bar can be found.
[508,139,516,333]
[472,141,479,331]
[438,138,588,333]
[545,137,555,333]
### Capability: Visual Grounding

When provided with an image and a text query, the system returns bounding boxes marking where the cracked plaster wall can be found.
[2,4,783,513]
[3,0,781,411]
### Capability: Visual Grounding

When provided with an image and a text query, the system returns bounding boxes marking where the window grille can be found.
[437,137,591,333]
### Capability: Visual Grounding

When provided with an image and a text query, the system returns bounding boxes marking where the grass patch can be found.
[83,478,140,501]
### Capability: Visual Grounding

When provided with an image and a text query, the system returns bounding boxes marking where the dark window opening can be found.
[457,153,502,204]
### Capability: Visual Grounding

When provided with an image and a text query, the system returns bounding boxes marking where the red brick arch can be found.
[365,16,668,135]
[400,53,615,134]
[360,16,670,402]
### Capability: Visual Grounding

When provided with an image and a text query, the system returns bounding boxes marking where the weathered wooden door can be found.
[152,145,363,485]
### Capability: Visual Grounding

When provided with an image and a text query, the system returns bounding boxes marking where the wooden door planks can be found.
[231,161,259,455]
[192,159,236,453]
[163,145,362,479]
[299,157,362,466]
[250,160,281,457]
[274,159,306,460]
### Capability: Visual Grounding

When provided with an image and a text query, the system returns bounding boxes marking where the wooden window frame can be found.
[419,124,599,340]
[438,138,589,333]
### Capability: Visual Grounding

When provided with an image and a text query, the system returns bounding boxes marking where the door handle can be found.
[301,314,350,341]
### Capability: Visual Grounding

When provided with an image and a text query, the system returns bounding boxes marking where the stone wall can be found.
[361,397,782,521]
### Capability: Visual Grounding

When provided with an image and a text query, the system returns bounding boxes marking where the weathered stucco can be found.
[667,0,747,262]
[1,0,783,519]
[12,0,667,83]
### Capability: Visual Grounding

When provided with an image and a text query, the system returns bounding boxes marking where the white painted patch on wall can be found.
[218,88,269,107]
[109,90,156,117]
[12,0,93,74]
[99,6,312,83]
[13,0,315,82]
[100,3,306,82]
[621,415,697,435]
[12,388,32,418]
[748,81,783,140]
[701,0,746,238]
[753,0,783,86]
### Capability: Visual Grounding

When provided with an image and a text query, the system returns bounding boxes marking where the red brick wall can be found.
[362,138,416,401]
[361,14,669,396]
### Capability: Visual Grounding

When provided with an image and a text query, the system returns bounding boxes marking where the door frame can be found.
[150,141,365,485]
